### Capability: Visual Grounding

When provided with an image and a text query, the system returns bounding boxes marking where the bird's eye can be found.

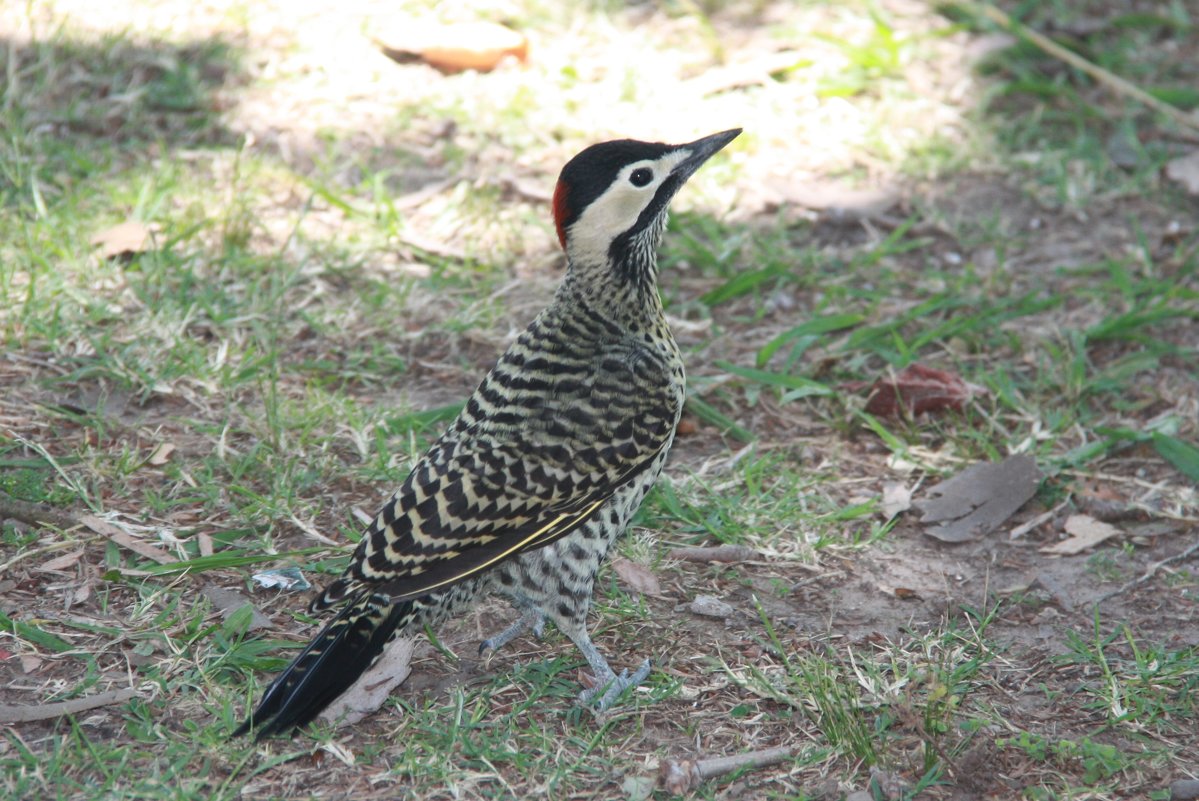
[629,168,653,187]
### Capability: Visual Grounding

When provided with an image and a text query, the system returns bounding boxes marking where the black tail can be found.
[233,593,413,739]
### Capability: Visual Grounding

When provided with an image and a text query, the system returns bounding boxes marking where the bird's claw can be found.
[578,658,652,711]
[479,609,546,656]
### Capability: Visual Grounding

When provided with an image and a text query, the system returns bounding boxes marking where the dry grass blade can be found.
[957,1,1199,133]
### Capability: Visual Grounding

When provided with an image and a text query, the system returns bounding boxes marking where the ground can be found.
[1,1,1198,800]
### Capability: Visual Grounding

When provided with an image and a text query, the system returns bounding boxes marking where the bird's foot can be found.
[479,608,546,656]
[578,658,652,711]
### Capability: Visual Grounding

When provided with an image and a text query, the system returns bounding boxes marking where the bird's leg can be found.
[561,623,652,711]
[478,606,545,655]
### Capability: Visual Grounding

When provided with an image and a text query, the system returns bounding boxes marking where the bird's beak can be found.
[672,128,741,181]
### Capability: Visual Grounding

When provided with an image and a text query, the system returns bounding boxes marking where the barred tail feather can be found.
[233,592,413,739]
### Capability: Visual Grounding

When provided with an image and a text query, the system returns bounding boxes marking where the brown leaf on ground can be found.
[1165,150,1199,195]
[1040,514,1122,555]
[689,595,735,618]
[90,220,155,260]
[37,549,84,572]
[320,636,416,727]
[201,586,273,631]
[375,21,529,73]
[881,481,912,520]
[847,363,985,417]
[81,514,176,564]
[611,556,664,597]
[147,442,176,466]
[916,455,1042,543]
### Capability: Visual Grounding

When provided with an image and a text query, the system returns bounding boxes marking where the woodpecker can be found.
[234,128,741,738]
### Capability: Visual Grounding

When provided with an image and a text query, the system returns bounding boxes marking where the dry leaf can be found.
[147,442,176,466]
[37,549,84,572]
[90,220,154,260]
[847,363,985,417]
[81,514,176,564]
[689,595,735,618]
[1040,514,1122,555]
[1165,150,1199,195]
[881,481,912,519]
[320,636,415,727]
[376,21,529,73]
[611,556,664,598]
[201,587,273,631]
[916,455,1041,543]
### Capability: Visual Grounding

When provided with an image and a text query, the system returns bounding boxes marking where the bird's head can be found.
[552,129,740,288]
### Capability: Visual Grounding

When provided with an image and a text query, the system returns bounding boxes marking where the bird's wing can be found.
[312,334,681,611]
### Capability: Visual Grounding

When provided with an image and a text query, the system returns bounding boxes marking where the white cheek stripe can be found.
[566,149,691,265]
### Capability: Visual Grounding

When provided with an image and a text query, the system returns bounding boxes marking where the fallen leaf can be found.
[147,442,176,466]
[201,587,273,631]
[1040,514,1122,555]
[81,514,176,564]
[37,549,84,572]
[320,636,416,727]
[1165,150,1199,195]
[621,773,656,801]
[375,21,528,73]
[689,595,735,618]
[881,481,912,519]
[916,455,1041,543]
[611,556,664,598]
[90,220,154,260]
[847,363,985,417]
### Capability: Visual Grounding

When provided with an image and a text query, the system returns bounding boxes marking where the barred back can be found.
[314,281,684,611]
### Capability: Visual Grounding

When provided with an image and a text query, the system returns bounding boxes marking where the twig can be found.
[957,1,1199,134]
[1094,537,1199,604]
[0,688,139,723]
[667,544,759,563]
[659,745,795,794]
[0,491,80,530]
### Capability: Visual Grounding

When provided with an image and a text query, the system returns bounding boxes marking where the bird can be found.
[233,128,741,738]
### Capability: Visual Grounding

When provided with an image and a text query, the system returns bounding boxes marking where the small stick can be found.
[1095,537,1199,604]
[0,491,79,530]
[0,688,139,724]
[958,1,1199,134]
[659,745,795,794]
[667,544,758,563]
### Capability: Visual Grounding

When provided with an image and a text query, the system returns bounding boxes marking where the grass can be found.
[2,0,1198,799]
